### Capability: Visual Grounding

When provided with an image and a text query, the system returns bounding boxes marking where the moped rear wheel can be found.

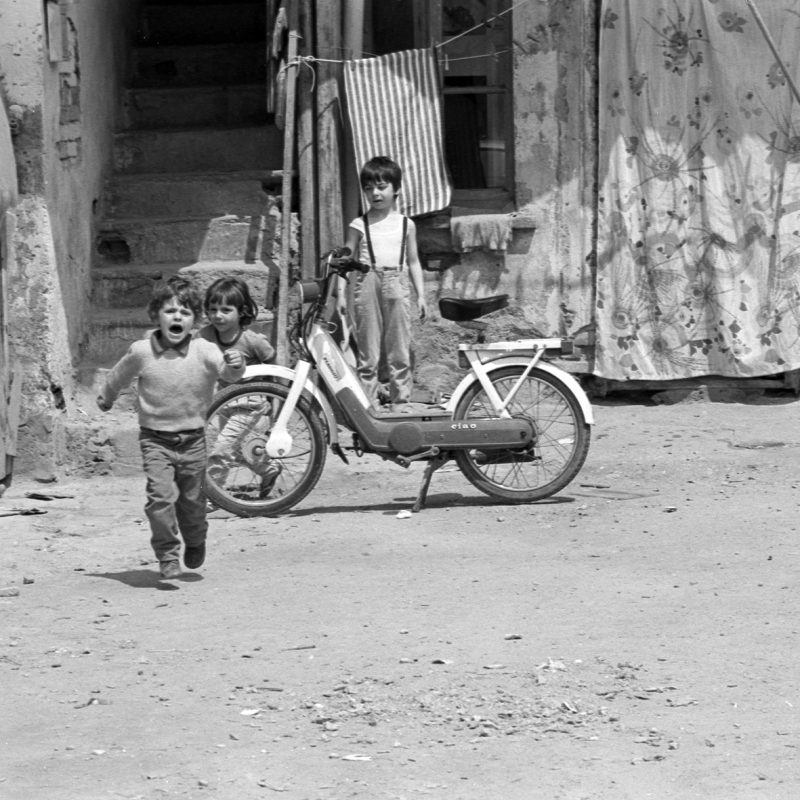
[453,366,590,502]
[205,380,326,516]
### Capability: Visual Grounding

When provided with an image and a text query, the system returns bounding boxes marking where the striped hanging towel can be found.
[344,48,452,217]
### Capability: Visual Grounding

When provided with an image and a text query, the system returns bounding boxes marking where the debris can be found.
[281,644,316,651]
[0,507,46,517]
[75,697,111,708]
[240,708,263,717]
[663,506,678,513]
[666,697,697,707]
[256,780,287,791]
[537,658,567,672]
[432,658,453,665]
[0,587,20,597]
[396,510,412,519]
[504,633,522,640]
[340,754,371,761]
[24,491,74,500]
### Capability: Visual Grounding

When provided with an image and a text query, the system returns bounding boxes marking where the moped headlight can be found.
[298,280,322,304]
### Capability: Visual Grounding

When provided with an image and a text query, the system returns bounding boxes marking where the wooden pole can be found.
[315,0,344,269]
[746,0,800,105]
[277,0,299,365]
[297,0,318,279]
[342,0,364,225]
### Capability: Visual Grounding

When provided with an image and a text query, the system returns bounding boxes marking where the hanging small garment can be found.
[344,48,452,217]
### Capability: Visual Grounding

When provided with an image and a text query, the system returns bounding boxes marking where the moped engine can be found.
[387,417,534,456]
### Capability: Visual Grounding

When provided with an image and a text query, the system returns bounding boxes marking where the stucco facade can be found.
[431,0,597,339]
[0,0,136,475]
[0,0,599,476]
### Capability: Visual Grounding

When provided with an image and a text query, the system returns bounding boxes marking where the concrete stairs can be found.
[84,0,282,390]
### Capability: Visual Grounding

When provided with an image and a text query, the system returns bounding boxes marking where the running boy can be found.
[339,155,427,408]
[97,277,244,579]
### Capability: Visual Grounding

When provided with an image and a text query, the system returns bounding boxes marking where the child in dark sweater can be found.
[97,277,244,579]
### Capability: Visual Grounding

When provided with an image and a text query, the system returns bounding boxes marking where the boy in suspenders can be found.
[340,156,427,409]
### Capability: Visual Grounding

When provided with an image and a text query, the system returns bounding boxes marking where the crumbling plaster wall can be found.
[436,0,598,338]
[0,0,138,476]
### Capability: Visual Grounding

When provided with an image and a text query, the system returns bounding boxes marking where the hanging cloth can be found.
[344,48,452,217]
[595,0,800,380]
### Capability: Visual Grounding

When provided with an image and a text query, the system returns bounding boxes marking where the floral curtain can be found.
[596,0,800,380]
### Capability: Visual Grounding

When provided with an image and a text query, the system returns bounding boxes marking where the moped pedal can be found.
[331,442,350,464]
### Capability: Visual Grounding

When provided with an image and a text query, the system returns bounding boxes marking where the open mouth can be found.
[168,323,186,336]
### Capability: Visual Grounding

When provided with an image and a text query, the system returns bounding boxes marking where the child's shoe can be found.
[258,462,283,498]
[184,542,206,569]
[159,560,182,579]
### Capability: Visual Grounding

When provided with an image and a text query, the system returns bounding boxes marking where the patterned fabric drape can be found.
[596,1,800,379]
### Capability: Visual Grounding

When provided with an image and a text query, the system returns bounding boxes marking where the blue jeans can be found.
[139,428,207,564]
[352,267,412,405]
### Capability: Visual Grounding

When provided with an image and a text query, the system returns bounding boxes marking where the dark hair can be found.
[203,276,259,327]
[147,276,202,320]
[360,155,402,193]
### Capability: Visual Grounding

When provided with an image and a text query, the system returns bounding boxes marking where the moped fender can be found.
[239,365,339,446]
[444,358,594,425]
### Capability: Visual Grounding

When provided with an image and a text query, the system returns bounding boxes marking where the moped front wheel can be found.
[205,380,326,516]
[453,366,590,502]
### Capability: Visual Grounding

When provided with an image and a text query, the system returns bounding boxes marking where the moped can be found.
[204,251,594,516]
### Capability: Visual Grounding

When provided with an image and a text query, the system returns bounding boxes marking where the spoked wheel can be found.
[205,381,326,516]
[453,366,590,502]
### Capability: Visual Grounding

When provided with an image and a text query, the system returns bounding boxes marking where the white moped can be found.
[205,251,593,515]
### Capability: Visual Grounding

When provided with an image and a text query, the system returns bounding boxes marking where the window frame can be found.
[430,0,515,205]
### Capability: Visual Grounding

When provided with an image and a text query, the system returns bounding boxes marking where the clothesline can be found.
[436,0,535,50]
[280,48,512,90]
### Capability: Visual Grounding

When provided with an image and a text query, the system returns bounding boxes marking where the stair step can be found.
[138,2,266,46]
[122,83,267,130]
[113,125,281,174]
[132,41,266,87]
[103,170,283,218]
[86,308,156,365]
[96,213,279,265]
[84,292,275,369]
[91,261,276,310]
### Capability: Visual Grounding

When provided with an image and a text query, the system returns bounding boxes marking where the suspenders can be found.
[362,214,408,270]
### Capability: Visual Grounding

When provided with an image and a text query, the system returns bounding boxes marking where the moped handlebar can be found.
[322,246,351,261]
[322,247,370,276]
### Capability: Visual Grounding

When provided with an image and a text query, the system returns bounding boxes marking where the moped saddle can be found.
[439,294,509,322]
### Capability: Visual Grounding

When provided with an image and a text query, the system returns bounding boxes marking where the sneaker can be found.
[184,542,206,569]
[159,560,182,580]
[258,462,283,498]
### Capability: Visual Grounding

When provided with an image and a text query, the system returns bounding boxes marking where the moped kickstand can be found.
[409,450,450,513]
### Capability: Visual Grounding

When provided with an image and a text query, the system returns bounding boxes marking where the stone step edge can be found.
[113,121,276,136]
[97,213,271,229]
[92,260,275,275]
[108,169,284,185]
[125,82,264,97]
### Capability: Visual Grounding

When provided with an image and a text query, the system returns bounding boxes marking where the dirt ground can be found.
[1,390,799,799]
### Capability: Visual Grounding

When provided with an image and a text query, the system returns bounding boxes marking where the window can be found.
[364,0,513,203]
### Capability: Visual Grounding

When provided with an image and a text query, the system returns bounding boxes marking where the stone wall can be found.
[0,0,138,477]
